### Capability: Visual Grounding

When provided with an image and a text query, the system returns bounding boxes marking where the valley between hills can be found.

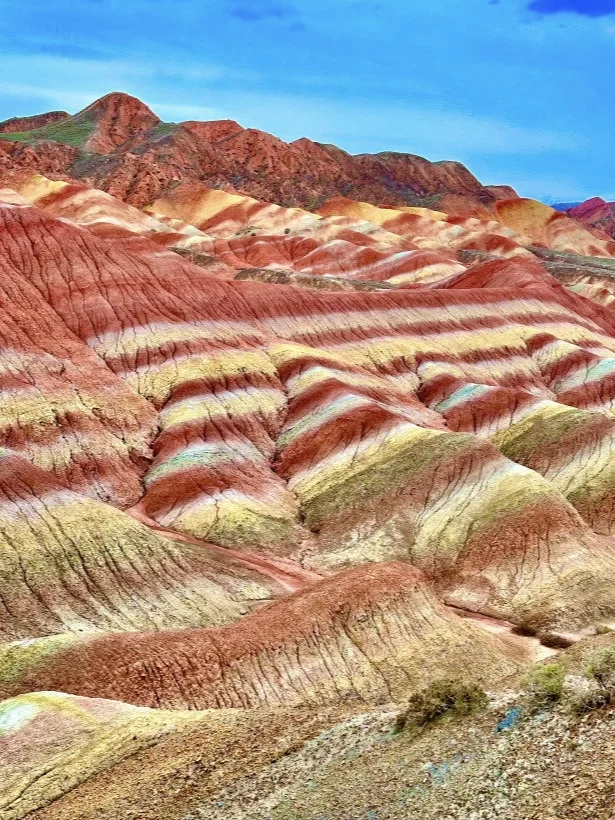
[3,92,615,819]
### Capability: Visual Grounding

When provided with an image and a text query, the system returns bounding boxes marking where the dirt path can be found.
[126,506,323,592]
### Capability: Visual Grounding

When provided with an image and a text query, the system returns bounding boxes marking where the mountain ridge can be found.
[0,91,511,209]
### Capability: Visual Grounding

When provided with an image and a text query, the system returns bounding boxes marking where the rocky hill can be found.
[567,197,615,239]
[0,92,506,209]
[2,95,615,818]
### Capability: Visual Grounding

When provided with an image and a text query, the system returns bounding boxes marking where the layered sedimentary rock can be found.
[0,445,306,642]
[5,99,615,791]
[0,562,519,708]
[495,198,615,257]
[526,246,615,313]
[316,196,533,259]
[0,690,354,820]
[0,92,500,209]
[2,196,615,630]
[4,93,615,820]
[0,691,204,819]
[568,197,615,239]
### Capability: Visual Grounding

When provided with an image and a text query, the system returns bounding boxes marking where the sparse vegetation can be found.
[521,662,565,708]
[149,122,177,139]
[394,678,488,732]
[562,644,615,714]
[0,117,94,149]
[563,676,608,715]
[521,643,615,715]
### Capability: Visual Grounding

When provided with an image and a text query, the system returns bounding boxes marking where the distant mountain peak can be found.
[73,92,160,153]
[0,92,506,208]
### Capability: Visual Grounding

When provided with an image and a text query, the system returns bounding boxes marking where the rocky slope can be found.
[6,639,615,820]
[0,92,507,209]
[0,562,519,708]
[0,111,69,135]
[2,95,615,818]
[567,197,615,239]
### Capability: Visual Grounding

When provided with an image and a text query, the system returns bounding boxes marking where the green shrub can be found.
[561,644,615,714]
[522,662,565,707]
[595,624,613,636]
[394,678,488,732]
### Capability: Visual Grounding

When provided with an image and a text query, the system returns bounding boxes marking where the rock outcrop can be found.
[568,197,615,239]
[0,92,500,209]
[0,562,519,708]
[0,111,69,134]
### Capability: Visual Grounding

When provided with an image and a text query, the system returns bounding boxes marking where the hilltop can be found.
[0,91,505,209]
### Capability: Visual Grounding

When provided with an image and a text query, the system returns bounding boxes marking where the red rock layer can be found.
[566,198,615,239]
[0,446,298,641]
[4,198,615,626]
[495,198,615,257]
[0,92,497,209]
[0,139,77,179]
[79,92,161,153]
[0,562,519,708]
[0,111,68,134]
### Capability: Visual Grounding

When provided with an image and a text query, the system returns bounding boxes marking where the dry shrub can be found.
[395,678,488,732]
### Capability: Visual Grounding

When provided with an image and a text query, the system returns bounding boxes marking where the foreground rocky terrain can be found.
[3,93,615,818]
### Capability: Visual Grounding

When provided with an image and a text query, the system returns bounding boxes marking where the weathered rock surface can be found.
[0,691,353,820]
[0,562,519,707]
[568,197,615,239]
[1,195,615,629]
[3,95,615,819]
[0,111,69,134]
[0,92,499,209]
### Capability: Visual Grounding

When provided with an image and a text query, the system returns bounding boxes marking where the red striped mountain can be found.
[0,92,512,209]
[3,94,615,820]
[567,197,615,239]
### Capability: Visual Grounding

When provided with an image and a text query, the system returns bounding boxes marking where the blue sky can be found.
[1,0,614,201]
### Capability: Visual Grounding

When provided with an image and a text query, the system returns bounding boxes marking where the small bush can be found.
[595,624,613,636]
[560,645,615,714]
[522,662,565,708]
[394,678,488,732]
